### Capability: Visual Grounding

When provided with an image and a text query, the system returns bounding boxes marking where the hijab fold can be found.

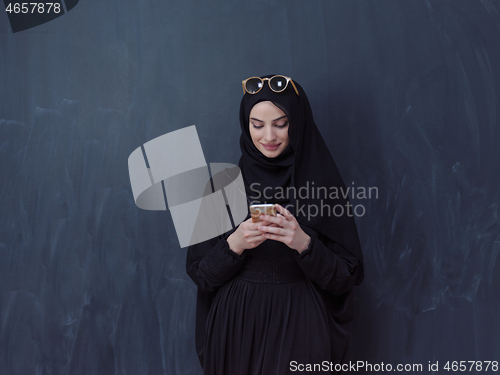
[238,75,364,285]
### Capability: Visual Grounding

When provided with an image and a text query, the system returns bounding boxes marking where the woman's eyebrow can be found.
[249,115,287,123]
[249,117,264,123]
[272,115,287,122]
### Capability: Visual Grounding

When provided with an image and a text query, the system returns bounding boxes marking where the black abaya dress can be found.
[186,210,361,375]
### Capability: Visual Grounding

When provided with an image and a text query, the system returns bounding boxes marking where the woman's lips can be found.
[262,143,280,150]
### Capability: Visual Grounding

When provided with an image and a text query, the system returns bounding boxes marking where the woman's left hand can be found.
[258,204,311,253]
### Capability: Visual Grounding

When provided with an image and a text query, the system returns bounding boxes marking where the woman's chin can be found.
[261,149,281,158]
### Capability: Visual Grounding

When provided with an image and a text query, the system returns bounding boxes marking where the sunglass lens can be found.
[269,76,288,92]
[245,78,263,94]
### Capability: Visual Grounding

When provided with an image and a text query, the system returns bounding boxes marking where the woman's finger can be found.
[259,214,285,227]
[274,204,293,220]
[258,224,284,236]
[284,207,294,220]
[247,219,274,234]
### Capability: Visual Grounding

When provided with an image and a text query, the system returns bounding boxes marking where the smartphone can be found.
[249,204,277,223]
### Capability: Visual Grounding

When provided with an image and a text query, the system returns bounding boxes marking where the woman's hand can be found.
[258,204,311,253]
[227,217,277,256]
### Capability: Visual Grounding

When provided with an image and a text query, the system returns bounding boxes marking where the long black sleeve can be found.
[294,224,360,295]
[186,227,246,293]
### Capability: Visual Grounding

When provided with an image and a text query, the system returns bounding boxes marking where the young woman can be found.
[186,75,364,374]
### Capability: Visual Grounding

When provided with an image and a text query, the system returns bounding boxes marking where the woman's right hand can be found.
[227,217,276,255]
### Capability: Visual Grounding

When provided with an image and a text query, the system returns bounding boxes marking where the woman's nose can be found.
[264,127,276,141]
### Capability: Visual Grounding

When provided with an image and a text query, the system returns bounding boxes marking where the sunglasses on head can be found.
[242,75,299,96]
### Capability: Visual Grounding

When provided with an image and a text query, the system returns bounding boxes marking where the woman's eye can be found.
[252,123,263,129]
[276,122,288,128]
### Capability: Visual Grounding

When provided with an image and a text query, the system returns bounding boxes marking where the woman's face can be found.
[249,101,290,158]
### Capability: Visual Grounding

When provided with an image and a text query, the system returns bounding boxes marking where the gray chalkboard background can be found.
[1,1,499,374]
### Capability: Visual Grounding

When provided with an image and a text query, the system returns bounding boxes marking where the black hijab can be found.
[238,75,363,285]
